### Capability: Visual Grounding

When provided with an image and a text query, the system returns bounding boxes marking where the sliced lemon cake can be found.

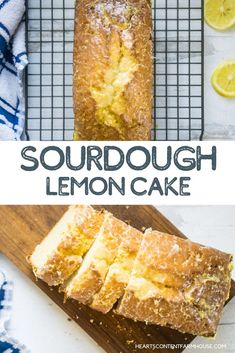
[90,226,143,313]
[64,212,128,305]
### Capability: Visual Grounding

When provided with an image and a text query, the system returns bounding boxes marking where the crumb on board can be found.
[90,319,94,323]
[127,340,134,345]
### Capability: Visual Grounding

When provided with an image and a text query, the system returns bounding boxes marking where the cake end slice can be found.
[30,205,104,286]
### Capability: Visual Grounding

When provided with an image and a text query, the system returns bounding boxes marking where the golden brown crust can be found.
[90,226,142,313]
[117,230,233,337]
[30,206,105,286]
[64,212,128,304]
[30,208,233,337]
[73,0,152,141]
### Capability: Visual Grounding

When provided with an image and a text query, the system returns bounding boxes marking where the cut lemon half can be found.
[205,0,235,31]
[211,61,235,98]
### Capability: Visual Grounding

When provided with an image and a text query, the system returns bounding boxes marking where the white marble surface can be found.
[204,23,235,140]
[0,206,234,353]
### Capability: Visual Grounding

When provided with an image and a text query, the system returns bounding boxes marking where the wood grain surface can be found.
[0,205,234,353]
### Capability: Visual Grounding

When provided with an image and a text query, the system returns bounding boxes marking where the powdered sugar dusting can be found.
[121,29,133,49]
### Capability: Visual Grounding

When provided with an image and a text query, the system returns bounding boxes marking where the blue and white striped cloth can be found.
[0,271,29,352]
[0,0,28,140]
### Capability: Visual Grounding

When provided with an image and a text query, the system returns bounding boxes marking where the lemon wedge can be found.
[211,61,235,97]
[205,0,235,31]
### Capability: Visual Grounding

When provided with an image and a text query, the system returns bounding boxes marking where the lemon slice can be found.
[211,61,235,97]
[205,0,235,31]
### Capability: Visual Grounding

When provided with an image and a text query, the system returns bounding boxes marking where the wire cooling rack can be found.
[25,0,204,141]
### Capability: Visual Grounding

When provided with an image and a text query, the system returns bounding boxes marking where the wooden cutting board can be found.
[0,206,234,353]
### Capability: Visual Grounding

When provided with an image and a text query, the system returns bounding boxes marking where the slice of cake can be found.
[64,212,128,305]
[90,226,143,313]
[30,206,105,286]
[117,229,233,337]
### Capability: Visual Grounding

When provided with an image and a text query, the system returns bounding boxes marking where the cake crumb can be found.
[127,340,134,345]
[90,319,94,323]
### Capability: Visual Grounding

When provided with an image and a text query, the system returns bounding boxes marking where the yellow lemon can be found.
[205,0,235,31]
[211,61,235,97]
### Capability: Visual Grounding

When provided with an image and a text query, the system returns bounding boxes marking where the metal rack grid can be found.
[25,0,204,141]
